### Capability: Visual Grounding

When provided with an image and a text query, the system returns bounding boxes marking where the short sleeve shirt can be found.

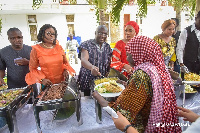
[0,45,32,89]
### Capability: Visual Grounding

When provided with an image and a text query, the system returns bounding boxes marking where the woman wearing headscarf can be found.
[93,36,181,133]
[110,21,139,76]
[25,24,75,87]
[153,19,176,70]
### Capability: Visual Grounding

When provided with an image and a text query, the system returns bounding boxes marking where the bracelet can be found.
[123,124,133,132]
[40,79,44,82]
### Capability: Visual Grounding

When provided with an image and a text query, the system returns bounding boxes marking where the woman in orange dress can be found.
[25,24,75,88]
[110,21,139,77]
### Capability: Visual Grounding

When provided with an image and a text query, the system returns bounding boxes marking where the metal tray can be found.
[182,81,200,85]
[0,86,31,111]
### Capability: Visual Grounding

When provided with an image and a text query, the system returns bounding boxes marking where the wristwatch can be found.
[124,124,133,132]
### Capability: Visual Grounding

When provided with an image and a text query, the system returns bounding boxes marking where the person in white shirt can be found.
[176,11,200,74]
[66,34,79,64]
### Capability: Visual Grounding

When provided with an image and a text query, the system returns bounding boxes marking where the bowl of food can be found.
[180,84,198,99]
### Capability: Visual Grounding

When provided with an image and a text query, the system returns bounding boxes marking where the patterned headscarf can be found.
[125,21,139,35]
[125,36,181,132]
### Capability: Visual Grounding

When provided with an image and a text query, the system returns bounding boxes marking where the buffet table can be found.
[1,92,200,133]
[0,97,122,133]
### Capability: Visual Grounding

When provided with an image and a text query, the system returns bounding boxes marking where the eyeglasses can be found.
[46,32,57,36]
[9,36,23,40]
[98,32,107,37]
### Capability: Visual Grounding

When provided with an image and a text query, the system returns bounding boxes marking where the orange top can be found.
[25,41,75,85]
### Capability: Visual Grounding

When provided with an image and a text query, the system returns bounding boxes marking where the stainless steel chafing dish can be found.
[33,77,83,133]
[92,76,125,124]
[0,86,33,133]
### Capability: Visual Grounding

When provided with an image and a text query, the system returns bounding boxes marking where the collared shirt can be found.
[176,23,200,64]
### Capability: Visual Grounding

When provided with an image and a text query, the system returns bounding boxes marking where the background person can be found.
[25,24,75,88]
[0,27,32,128]
[110,21,139,76]
[66,33,79,64]
[93,36,181,133]
[0,27,32,89]
[78,25,112,96]
[176,11,200,74]
[171,18,181,73]
[153,19,176,70]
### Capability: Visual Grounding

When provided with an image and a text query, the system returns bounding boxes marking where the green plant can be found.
[32,0,43,10]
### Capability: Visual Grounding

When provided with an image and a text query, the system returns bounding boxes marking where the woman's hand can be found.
[91,66,101,76]
[116,80,127,88]
[41,79,52,86]
[177,106,200,122]
[123,64,133,74]
[112,111,138,133]
[92,91,108,107]
[63,69,69,81]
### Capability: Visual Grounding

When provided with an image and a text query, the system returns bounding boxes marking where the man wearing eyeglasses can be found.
[78,25,112,97]
[0,27,32,89]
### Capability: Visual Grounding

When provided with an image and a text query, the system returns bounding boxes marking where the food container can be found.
[33,78,82,133]
[93,77,125,123]
[0,86,33,133]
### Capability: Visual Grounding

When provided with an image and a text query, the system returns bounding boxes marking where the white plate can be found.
[94,82,125,97]
[183,81,200,85]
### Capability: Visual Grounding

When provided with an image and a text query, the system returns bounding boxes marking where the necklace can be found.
[42,43,54,49]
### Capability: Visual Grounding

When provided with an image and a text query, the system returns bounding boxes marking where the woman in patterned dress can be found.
[153,19,176,70]
[93,36,181,133]
[110,21,139,77]
[78,25,112,96]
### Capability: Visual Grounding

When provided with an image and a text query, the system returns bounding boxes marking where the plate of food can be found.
[94,80,125,97]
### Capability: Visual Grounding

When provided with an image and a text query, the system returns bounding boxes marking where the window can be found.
[27,15,37,41]
[66,15,75,35]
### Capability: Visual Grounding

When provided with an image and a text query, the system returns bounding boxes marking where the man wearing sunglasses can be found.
[0,27,32,89]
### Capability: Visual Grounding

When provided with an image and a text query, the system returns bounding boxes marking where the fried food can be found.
[95,80,123,93]
[41,82,67,101]
[0,89,23,107]
[184,72,200,81]
[94,77,118,85]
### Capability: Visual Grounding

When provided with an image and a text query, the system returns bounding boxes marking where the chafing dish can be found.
[0,86,33,133]
[92,77,125,124]
[33,77,83,133]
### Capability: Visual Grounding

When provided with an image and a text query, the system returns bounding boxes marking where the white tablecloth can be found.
[1,97,122,133]
[1,92,200,133]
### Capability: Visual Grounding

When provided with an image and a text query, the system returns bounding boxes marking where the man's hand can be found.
[91,66,101,76]
[15,58,29,66]
[177,106,200,122]
[180,65,189,73]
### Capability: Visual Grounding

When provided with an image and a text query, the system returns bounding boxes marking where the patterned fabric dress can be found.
[153,35,176,66]
[110,40,129,76]
[78,39,112,91]
[112,36,181,133]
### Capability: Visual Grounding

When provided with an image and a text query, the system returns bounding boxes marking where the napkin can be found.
[103,106,118,118]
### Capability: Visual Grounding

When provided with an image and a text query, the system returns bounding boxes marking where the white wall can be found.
[74,13,98,43]
[36,14,68,49]
[0,14,31,49]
